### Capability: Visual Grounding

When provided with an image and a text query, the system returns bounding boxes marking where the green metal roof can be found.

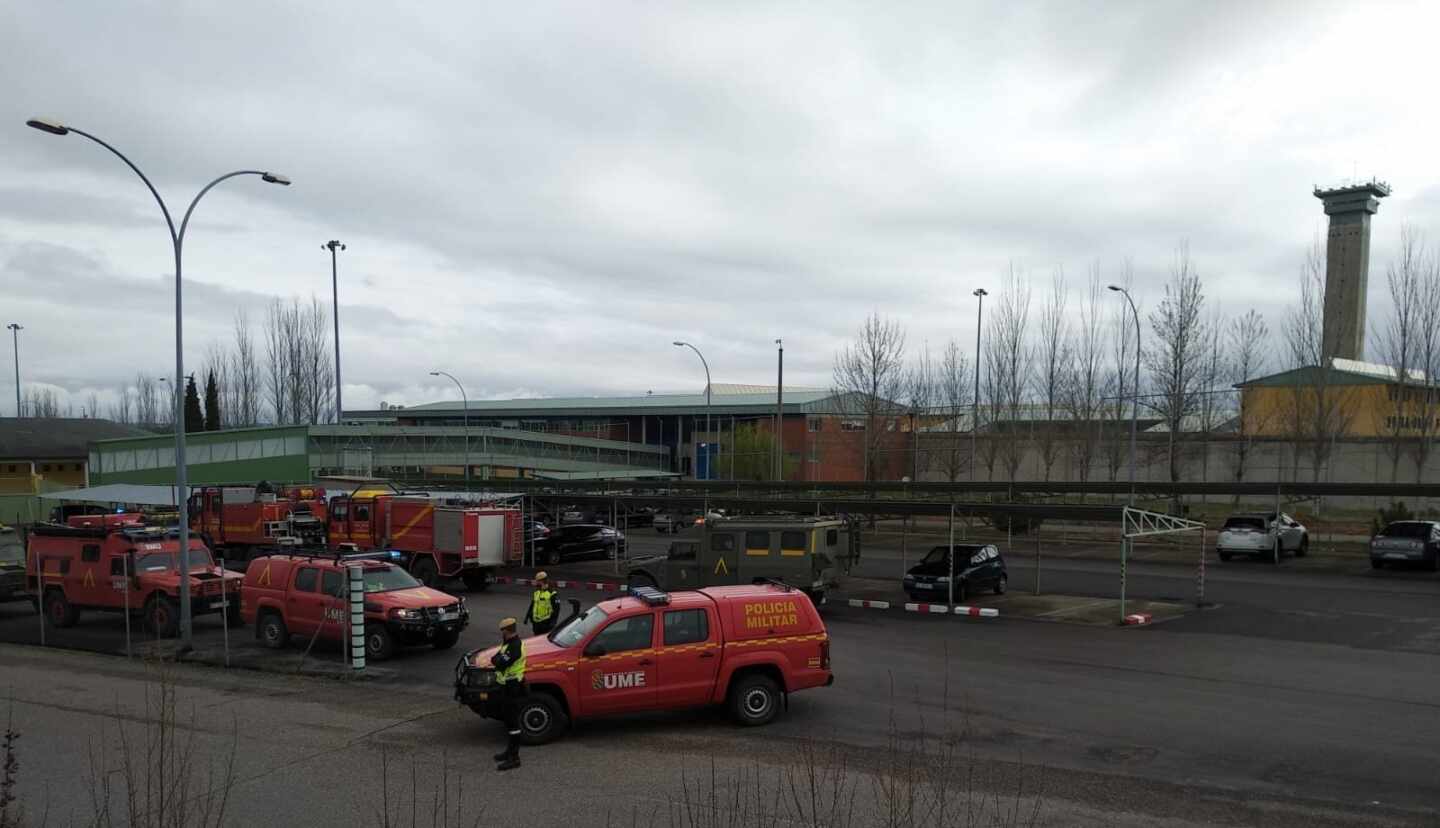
[348,389,850,419]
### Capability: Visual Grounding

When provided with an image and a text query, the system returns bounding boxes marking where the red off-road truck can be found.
[453,584,833,744]
[26,523,242,636]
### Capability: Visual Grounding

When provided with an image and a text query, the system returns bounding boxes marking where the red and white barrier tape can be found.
[1123,613,1152,626]
[848,598,997,618]
[493,576,629,593]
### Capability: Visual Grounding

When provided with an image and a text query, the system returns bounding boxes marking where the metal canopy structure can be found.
[1119,506,1208,623]
[38,483,180,507]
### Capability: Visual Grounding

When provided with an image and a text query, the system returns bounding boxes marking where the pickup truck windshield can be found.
[362,567,421,593]
[136,549,215,572]
[552,605,608,646]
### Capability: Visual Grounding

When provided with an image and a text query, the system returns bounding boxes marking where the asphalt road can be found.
[3,541,1439,823]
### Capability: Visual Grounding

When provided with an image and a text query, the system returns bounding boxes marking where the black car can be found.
[536,524,627,565]
[902,544,1007,602]
[524,521,552,544]
[1370,520,1440,570]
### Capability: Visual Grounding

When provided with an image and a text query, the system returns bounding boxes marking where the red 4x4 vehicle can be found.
[240,552,469,660]
[26,523,241,636]
[453,584,833,744]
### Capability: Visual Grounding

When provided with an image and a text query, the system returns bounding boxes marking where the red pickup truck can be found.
[453,584,833,744]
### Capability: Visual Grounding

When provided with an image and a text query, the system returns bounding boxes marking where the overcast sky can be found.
[4,1,1440,416]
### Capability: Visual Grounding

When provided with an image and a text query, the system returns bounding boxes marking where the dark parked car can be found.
[536,524,627,565]
[1370,520,1440,571]
[903,544,1007,602]
[524,521,551,544]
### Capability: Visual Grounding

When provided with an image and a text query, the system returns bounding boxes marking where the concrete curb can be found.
[847,598,998,618]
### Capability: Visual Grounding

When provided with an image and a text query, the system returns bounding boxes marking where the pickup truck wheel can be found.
[729,674,781,727]
[258,611,289,649]
[365,624,397,661]
[517,692,568,745]
[146,596,179,638]
[411,558,440,589]
[432,629,461,649]
[44,589,79,628]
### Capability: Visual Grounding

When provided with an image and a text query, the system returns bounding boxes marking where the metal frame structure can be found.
[1119,506,1207,622]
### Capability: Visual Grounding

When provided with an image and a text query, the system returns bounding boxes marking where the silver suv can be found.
[1216,513,1308,564]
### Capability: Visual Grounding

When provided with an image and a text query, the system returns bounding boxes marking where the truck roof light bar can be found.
[334,549,404,563]
[630,585,671,606]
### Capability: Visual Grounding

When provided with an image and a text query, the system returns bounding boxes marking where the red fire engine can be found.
[326,492,522,591]
[189,482,328,562]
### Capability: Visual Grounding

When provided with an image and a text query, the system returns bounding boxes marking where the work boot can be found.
[496,757,522,772]
[493,749,510,762]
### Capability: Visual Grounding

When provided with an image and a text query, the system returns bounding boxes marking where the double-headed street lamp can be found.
[1107,285,1141,505]
[6,324,20,417]
[971,288,987,481]
[27,117,290,651]
[430,371,469,490]
[324,241,346,423]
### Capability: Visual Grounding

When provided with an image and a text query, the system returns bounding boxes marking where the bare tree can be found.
[1064,264,1106,484]
[265,298,294,424]
[935,339,972,483]
[831,312,907,481]
[984,264,1033,481]
[299,296,335,424]
[22,388,61,418]
[1413,249,1440,482]
[903,343,936,481]
[231,309,261,427]
[1146,242,1210,487]
[1034,268,1069,480]
[1377,225,1426,482]
[108,385,135,425]
[1228,309,1270,491]
[135,372,160,428]
[1282,238,1357,480]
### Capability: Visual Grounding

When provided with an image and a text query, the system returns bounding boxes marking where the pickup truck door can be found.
[285,566,326,637]
[577,611,658,716]
[656,606,720,709]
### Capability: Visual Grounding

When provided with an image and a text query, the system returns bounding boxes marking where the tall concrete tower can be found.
[1314,180,1390,362]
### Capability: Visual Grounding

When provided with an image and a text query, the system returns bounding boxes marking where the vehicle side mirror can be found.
[583,642,607,658]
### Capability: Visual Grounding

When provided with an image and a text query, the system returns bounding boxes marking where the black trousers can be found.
[531,617,555,636]
[500,681,527,758]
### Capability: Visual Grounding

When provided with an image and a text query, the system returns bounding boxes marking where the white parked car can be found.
[1216,513,1308,564]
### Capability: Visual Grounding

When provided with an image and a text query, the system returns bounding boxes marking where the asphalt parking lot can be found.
[3,538,1440,822]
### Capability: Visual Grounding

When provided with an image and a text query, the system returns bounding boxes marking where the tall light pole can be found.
[971,288,987,482]
[1108,285,1141,505]
[430,371,469,490]
[27,117,290,652]
[774,338,783,482]
[324,240,346,423]
[6,324,20,417]
[673,341,711,479]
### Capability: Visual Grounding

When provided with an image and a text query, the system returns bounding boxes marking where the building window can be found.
[840,419,865,432]
[807,416,821,433]
[808,442,819,463]
[40,464,51,472]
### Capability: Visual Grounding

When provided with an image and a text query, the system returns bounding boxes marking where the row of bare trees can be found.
[98,296,336,430]
[830,229,1440,485]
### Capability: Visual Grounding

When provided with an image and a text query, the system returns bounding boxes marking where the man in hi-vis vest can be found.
[491,616,526,771]
[524,571,561,636]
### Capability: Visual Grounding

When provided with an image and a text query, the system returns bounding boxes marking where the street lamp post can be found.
[971,288,987,482]
[324,241,346,423]
[1109,284,1141,624]
[673,341,712,520]
[1108,286,1141,505]
[430,371,469,490]
[6,324,20,417]
[27,117,290,652]
[774,339,783,482]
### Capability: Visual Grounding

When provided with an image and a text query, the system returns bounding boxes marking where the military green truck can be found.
[623,516,859,603]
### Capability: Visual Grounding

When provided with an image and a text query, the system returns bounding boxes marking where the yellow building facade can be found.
[1239,362,1438,439]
